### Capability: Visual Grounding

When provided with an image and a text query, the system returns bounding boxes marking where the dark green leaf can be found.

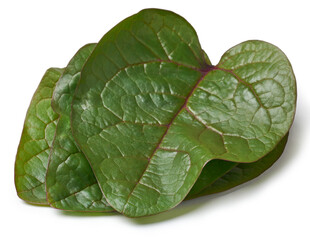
[188,160,237,198]
[71,9,296,217]
[46,44,113,212]
[15,68,64,204]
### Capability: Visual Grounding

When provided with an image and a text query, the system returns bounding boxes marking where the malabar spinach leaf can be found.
[15,8,296,218]
[48,43,289,212]
[48,43,288,212]
[15,68,64,204]
[71,9,296,217]
[46,44,113,211]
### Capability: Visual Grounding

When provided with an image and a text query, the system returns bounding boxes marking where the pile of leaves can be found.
[15,9,296,218]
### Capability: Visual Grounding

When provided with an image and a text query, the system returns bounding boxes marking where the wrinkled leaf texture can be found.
[47,42,289,212]
[15,9,296,217]
[71,9,296,217]
[15,68,64,204]
[46,44,113,211]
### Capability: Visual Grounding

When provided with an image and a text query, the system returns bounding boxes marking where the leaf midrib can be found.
[121,62,274,212]
[121,64,215,212]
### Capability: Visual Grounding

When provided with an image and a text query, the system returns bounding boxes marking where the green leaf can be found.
[46,44,113,212]
[187,133,288,199]
[71,9,296,217]
[188,160,237,198]
[15,68,64,204]
[44,43,287,211]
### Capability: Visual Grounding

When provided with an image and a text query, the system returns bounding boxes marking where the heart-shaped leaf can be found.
[46,44,113,211]
[71,9,296,217]
[48,42,289,212]
[47,44,289,212]
[15,68,64,204]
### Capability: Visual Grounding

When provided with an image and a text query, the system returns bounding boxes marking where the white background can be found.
[1,0,309,239]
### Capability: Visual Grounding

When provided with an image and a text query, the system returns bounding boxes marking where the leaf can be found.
[71,9,296,217]
[45,43,239,211]
[188,160,237,198]
[15,68,64,204]
[46,43,286,211]
[46,44,113,212]
[187,133,288,199]
[45,44,287,211]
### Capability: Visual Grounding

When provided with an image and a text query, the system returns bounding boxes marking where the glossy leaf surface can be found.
[14,9,296,218]
[46,44,113,211]
[71,9,296,217]
[15,68,64,204]
[187,133,288,199]
[47,43,289,212]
